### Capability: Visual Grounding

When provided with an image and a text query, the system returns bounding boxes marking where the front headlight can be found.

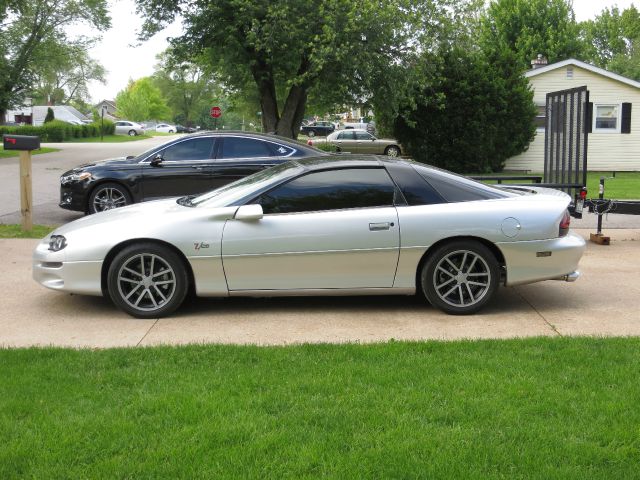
[49,235,67,252]
[60,171,92,184]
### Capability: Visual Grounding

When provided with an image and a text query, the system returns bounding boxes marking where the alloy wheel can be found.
[432,249,492,308]
[117,253,177,312]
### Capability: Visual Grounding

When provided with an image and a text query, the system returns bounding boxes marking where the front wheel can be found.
[385,145,400,157]
[128,129,137,136]
[107,243,189,318]
[420,240,499,315]
[88,183,132,214]
[308,130,315,137]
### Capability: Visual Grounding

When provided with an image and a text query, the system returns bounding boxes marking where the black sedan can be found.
[59,132,325,214]
[300,121,335,137]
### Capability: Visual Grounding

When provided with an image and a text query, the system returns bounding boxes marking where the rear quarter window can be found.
[411,164,509,202]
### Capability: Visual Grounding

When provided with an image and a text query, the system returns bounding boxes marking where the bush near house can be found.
[0,120,115,142]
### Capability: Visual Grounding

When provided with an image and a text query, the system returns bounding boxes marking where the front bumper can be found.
[33,240,103,296]
[59,183,89,212]
[497,231,586,286]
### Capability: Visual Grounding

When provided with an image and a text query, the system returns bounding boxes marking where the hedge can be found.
[0,120,115,142]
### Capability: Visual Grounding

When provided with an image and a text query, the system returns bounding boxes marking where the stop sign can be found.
[210,106,222,118]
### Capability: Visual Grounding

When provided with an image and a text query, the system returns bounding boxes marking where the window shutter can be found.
[585,102,593,133]
[621,102,632,134]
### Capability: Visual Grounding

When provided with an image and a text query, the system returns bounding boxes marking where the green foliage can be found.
[581,6,640,80]
[44,107,55,123]
[393,47,536,173]
[479,0,583,70]
[115,78,171,122]
[0,120,113,142]
[0,0,110,120]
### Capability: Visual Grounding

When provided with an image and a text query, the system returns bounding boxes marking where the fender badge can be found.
[194,242,210,251]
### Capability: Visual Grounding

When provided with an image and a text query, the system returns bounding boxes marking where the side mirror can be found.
[235,204,263,221]
[150,155,163,167]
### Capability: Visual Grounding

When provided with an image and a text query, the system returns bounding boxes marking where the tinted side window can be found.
[162,138,214,161]
[222,137,274,158]
[257,168,396,214]
[412,164,507,202]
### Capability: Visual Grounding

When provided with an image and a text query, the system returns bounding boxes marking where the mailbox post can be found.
[3,134,40,231]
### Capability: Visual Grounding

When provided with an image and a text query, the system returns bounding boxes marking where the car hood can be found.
[64,156,138,173]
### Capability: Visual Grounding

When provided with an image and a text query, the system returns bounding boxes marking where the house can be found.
[31,106,90,126]
[95,100,118,121]
[506,58,640,172]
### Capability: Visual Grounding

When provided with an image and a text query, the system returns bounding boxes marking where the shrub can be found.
[311,142,338,153]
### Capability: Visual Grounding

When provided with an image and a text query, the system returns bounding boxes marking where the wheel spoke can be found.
[468,280,489,287]
[467,272,489,277]
[154,279,175,286]
[458,285,465,305]
[436,276,456,289]
[153,285,167,303]
[152,269,171,278]
[465,283,475,302]
[436,266,455,277]
[466,256,478,273]
[123,266,142,278]
[125,284,142,300]
[119,277,139,285]
[150,255,156,276]
[134,288,148,306]
[445,257,460,272]
[441,283,459,299]
[459,252,468,272]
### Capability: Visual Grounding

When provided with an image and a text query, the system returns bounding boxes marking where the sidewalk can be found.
[1,229,639,348]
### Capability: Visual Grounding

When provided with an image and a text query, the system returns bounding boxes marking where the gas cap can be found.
[501,217,521,238]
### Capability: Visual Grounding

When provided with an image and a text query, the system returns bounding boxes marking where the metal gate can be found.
[543,86,589,199]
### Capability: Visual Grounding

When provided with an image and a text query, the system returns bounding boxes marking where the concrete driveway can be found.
[1,229,639,348]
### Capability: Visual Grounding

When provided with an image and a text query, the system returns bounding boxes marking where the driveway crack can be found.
[136,318,159,346]
[514,287,562,337]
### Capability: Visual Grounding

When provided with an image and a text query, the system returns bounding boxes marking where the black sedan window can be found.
[256,168,396,214]
[161,138,214,161]
[221,137,274,158]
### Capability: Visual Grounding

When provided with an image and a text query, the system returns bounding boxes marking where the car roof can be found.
[295,154,398,170]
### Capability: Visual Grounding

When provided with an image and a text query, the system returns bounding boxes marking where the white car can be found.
[155,123,176,133]
[34,156,586,318]
[114,121,145,136]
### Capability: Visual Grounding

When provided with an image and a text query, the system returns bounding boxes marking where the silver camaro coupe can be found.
[34,156,586,318]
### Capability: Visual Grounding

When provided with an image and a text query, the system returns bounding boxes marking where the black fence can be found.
[543,86,589,200]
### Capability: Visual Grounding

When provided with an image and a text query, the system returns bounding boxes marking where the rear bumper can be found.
[497,232,586,286]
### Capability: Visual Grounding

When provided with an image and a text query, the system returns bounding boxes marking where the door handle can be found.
[191,166,204,170]
[369,222,393,231]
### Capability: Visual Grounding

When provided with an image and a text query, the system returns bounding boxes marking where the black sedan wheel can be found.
[88,183,132,214]
[385,145,400,157]
[107,243,189,318]
[421,240,499,315]
[308,130,316,137]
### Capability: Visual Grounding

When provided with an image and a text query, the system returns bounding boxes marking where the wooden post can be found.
[19,150,33,231]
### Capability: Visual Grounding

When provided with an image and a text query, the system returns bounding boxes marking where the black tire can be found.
[420,240,499,315]
[385,145,401,157]
[168,130,174,133]
[88,182,132,214]
[128,129,137,136]
[107,243,189,318]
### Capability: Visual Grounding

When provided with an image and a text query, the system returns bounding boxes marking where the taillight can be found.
[559,210,570,237]
[580,188,587,200]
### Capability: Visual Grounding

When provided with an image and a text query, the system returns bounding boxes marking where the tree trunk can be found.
[0,109,6,125]
[250,59,279,133]
[276,85,308,139]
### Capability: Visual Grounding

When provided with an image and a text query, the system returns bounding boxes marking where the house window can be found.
[566,67,573,79]
[534,104,546,129]
[594,104,619,132]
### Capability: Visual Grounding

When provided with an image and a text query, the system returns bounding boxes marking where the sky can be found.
[80,0,638,104]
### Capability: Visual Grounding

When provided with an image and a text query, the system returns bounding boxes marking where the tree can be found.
[479,0,584,70]
[152,50,220,127]
[115,78,171,121]
[0,0,110,123]
[30,38,106,106]
[393,46,536,173]
[581,5,640,79]
[44,107,54,123]
[135,0,437,138]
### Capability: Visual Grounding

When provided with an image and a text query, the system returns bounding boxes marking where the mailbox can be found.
[3,134,40,151]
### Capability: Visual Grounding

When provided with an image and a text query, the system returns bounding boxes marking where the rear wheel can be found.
[107,243,189,318]
[421,240,499,315]
[128,129,137,136]
[88,183,132,214]
[308,130,315,137]
[385,145,400,157]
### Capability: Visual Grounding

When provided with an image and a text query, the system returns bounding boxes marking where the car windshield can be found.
[187,161,304,207]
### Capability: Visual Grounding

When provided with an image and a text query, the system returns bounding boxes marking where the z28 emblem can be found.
[194,242,210,251]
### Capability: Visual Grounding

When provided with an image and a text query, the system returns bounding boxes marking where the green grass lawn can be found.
[1,338,639,478]
[0,147,59,158]
[0,225,55,238]
[66,134,155,143]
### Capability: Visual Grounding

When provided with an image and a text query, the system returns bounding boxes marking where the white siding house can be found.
[506,59,640,172]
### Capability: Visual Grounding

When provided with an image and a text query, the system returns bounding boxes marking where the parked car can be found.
[176,124,197,133]
[155,123,176,133]
[300,121,335,137]
[36,156,586,318]
[58,132,325,214]
[114,121,145,136]
[309,129,402,156]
